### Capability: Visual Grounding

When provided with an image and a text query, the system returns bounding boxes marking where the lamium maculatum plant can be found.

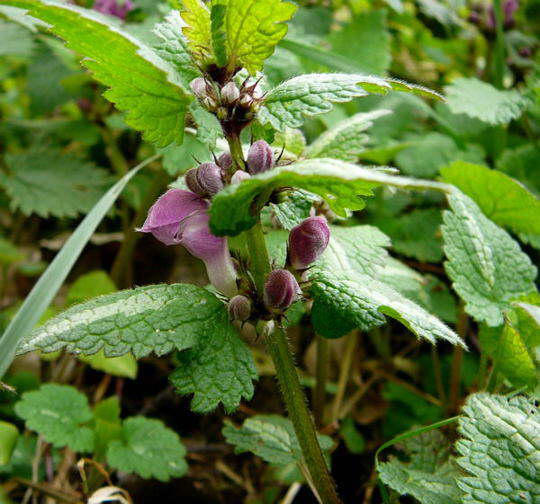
[1,1,538,503]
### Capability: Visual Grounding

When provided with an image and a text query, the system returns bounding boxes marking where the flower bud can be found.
[264,269,301,311]
[137,189,207,246]
[288,216,330,270]
[246,140,274,175]
[177,212,238,297]
[217,152,233,172]
[190,77,208,99]
[185,162,224,198]
[221,81,240,104]
[231,170,251,185]
[93,0,134,19]
[228,295,252,321]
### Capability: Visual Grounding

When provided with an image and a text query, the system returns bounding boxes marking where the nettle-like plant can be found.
[0,0,539,503]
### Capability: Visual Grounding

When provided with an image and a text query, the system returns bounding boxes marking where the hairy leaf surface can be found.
[1,0,192,146]
[457,393,540,504]
[442,190,537,325]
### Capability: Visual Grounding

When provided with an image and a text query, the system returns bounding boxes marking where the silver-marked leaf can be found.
[209,158,451,236]
[442,190,537,326]
[457,393,540,504]
[305,110,391,162]
[1,0,192,147]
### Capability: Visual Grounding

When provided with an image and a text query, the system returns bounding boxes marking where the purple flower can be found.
[93,0,134,19]
[288,216,330,270]
[263,269,301,311]
[488,0,518,29]
[138,189,238,296]
[246,140,274,174]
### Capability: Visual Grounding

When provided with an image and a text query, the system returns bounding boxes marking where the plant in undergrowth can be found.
[0,0,538,503]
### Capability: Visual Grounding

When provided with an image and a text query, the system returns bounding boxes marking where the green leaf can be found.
[445,78,527,125]
[378,430,462,504]
[170,313,258,412]
[329,10,391,75]
[220,0,297,74]
[152,10,199,89]
[14,384,94,452]
[0,422,18,466]
[479,304,540,389]
[107,416,187,481]
[1,0,192,147]
[305,110,391,162]
[271,190,315,230]
[395,133,485,178]
[222,414,333,466]
[20,284,226,358]
[442,190,537,326]
[340,417,365,455]
[210,3,227,67]
[1,149,112,218]
[0,155,157,379]
[209,158,451,236]
[457,393,540,504]
[80,351,138,379]
[0,18,35,57]
[0,237,24,266]
[259,73,442,131]
[440,161,540,236]
[160,131,212,176]
[92,397,122,458]
[66,271,116,306]
[180,0,212,66]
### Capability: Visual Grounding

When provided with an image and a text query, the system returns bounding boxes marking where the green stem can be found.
[314,334,329,428]
[266,325,341,504]
[492,0,506,89]
[245,219,272,293]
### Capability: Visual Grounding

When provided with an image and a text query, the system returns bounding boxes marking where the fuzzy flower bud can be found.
[228,295,252,321]
[185,162,224,198]
[246,140,274,175]
[177,212,238,297]
[288,216,330,270]
[217,152,233,172]
[221,81,240,104]
[137,189,207,246]
[190,77,208,99]
[231,170,251,185]
[264,269,301,311]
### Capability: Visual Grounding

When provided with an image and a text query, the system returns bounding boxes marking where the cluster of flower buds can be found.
[469,0,518,31]
[262,216,330,313]
[93,0,134,19]
[138,189,238,297]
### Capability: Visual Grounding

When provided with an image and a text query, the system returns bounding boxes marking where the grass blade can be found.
[0,154,160,378]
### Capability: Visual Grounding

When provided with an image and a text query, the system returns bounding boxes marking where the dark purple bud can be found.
[93,0,134,19]
[221,82,240,104]
[190,77,208,99]
[217,152,233,172]
[228,295,252,321]
[185,162,224,198]
[177,211,238,296]
[231,170,251,185]
[288,216,330,270]
[137,189,207,246]
[503,0,518,28]
[246,140,274,174]
[264,269,301,311]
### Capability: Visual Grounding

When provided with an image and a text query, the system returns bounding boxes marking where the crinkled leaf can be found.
[305,110,391,162]
[440,161,540,236]
[456,393,540,504]
[179,0,212,65]
[107,416,187,481]
[210,2,227,67]
[221,0,297,74]
[209,158,451,236]
[222,414,333,466]
[271,190,316,230]
[378,430,462,504]
[442,190,537,326]
[273,128,306,157]
[14,384,94,452]
[445,78,527,125]
[1,149,112,218]
[2,0,192,147]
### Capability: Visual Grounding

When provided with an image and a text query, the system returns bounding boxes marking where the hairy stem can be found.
[266,325,341,504]
[314,334,329,428]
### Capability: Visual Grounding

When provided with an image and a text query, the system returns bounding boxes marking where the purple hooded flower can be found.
[93,0,134,20]
[263,269,301,311]
[138,189,237,296]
